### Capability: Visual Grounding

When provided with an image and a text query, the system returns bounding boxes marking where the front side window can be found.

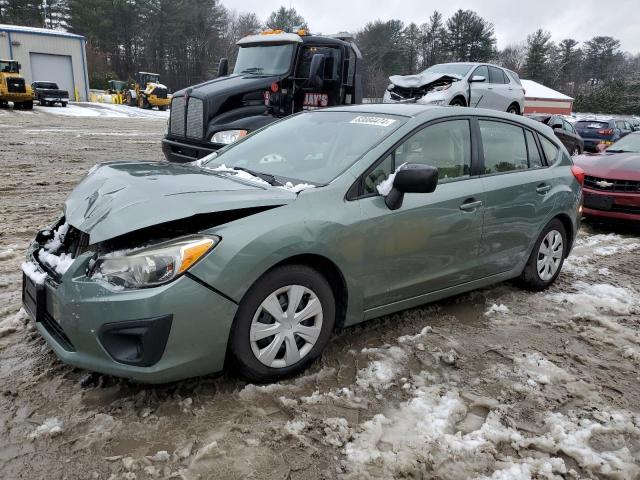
[296,46,341,80]
[363,119,471,194]
[473,65,489,81]
[479,120,528,173]
[204,111,406,185]
[233,44,296,76]
[563,120,576,134]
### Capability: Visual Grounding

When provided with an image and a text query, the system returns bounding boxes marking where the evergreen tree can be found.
[265,6,307,32]
[445,9,495,62]
[419,11,446,70]
[525,29,553,83]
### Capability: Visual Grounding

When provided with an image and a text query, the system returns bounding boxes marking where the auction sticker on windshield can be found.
[350,116,397,127]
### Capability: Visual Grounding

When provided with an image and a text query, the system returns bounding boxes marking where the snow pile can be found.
[28,418,63,440]
[21,261,47,285]
[323,418,352,447]
[514,352,571,385]
[376,163,407,196]
[278,181,315,193]
[0,308,27,338]
[43,222,69,252]
[485,304,509,316]
[356,345,408,390]
[548,282,637,317]
[0,247,15,260]
[284,419,307,436]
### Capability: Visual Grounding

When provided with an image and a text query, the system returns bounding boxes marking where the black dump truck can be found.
[162,30,362,163]
[32,81,69,107]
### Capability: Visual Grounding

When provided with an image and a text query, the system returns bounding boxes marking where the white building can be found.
[522,79,574,115]
[0,24,89,101]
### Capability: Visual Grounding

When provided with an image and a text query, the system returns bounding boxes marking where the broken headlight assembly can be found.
[90,235,219,289]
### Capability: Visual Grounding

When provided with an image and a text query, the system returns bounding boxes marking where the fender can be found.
[206,113,280,141]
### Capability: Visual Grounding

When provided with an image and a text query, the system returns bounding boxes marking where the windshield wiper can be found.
[240,67,264,74]
[230,167,282,186]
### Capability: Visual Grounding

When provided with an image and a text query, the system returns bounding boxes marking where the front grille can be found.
[170,97,186,136]
[155,87,167,99]
[390,85,426,100]
[186,98,204,139]
[7,77,26,93]
[42,311,75,352]
[584,175,640,193]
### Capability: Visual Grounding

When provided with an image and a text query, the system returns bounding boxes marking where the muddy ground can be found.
[1,107,640,480]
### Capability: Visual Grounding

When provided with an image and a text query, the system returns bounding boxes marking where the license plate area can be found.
[584,193,613,211]
[22,273,45,322]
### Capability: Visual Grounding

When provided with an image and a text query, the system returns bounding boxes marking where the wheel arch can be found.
[553,213,575,257]
[450,95,467,107]
[266,254,349,331]
[508,102,521,115]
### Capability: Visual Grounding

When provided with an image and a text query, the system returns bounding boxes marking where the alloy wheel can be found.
[250,285,323,368]
[537,230,563,281]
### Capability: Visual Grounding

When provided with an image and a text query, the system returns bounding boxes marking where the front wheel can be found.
[449,97,466,107]
[517,219,567,291]
[229,265,335,382]
[507,103,520,115]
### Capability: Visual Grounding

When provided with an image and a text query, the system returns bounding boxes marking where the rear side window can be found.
[563,120,576,134]
[525,130,544,168]
[479,120,528,173]
[539,136,559,164]
[489,66,507,84]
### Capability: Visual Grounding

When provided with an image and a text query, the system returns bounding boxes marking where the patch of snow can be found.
[376,162,407,196]
[37,250,74,275]
[323,417,352,447]
[548,282,637,317]
[284,419,307,436]
[357,346,408,390]
[278,181,315,193]
[149,450,170,462]
[43,222,69,252]
[206,164,270,187]
[485,304,510,316]
[0,248,15,260]
[21,261,47,285]
[514,353,571,385]
[28,417,63,440]
[0,308,27,338]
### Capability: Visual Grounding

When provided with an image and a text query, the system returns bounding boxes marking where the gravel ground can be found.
[1,107,640,480]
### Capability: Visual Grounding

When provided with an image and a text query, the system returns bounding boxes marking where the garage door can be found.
[29,53,75,98]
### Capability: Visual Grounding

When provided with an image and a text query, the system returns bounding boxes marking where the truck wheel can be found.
[61,102,67,108]
[158,106,167,111]
[0,100,8,108]
[229,265,335,382]
[23,100,33,110]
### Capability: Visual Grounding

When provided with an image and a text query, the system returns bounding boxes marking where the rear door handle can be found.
[536,184,551,194]
[460,200,482,211]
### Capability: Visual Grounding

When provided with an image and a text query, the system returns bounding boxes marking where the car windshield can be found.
[422,63,472,77]
[233,44,295,76]
[202,111,407,184]
[606,134,640,153]
[0,60,18,73]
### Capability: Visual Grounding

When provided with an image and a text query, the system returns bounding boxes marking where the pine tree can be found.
[525,29,553,83]
[265,6,307,32]
[445,9,495,62]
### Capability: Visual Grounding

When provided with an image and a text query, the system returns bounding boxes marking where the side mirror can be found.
[385,164,438,211]
[469,75,486,83]
[217,58,229,77]
[309,54,326,89]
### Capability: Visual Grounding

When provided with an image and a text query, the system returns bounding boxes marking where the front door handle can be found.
[536,184,551,194]
[460,200,482,211]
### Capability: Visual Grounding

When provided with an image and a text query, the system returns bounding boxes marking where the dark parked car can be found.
[527,114,584,155]
[574,118,633,152]
[31,81,69,107]
[574,132,640,222]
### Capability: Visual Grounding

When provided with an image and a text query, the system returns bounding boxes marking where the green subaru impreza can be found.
[22,105,583,383]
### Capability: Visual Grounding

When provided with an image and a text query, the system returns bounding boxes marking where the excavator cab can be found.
[125,72,170,110]
[0,59,33,109]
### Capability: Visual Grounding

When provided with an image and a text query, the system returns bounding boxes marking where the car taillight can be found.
[597,129,613,135]
[571,165,585,186]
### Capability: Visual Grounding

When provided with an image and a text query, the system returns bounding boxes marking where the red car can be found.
[573,132,640,222]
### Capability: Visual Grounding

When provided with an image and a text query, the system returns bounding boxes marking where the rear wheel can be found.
[517,219,567,291]
[158,105,167,111]
[229,265,335,382]
[507,103,520,115]
[0,100,8,108]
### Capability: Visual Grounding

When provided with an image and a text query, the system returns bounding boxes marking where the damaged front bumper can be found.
[22,236,238,383]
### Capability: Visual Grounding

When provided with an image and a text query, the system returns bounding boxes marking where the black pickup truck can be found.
[31,81,69,107]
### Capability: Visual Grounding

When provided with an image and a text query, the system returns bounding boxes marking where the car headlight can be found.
[431,84,452,92]
[91,235,219,289]
[211,130,247,144]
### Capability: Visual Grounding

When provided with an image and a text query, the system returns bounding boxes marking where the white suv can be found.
[383,62,525,115]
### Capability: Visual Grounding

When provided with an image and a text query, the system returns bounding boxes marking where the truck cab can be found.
[162,30,362,163]
[0,59,33,110]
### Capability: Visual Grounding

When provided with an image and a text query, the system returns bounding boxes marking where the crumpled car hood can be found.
[64,161,296,244]
[389,72,462,89]
[574,153,640,182]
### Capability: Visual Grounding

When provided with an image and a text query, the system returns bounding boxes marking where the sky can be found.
[221,0,640,53]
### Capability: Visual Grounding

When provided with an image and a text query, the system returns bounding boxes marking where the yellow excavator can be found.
[0,59,33,109]
[125,72,170,110]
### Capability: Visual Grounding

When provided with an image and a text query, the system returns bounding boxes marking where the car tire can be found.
[450,97,466,107]
[507,103,520,115]
[517,219,567,291]
[229,264,336,383]
[571,146,580,156]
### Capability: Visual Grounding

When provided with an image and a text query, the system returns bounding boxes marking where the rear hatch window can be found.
[575,121,611,137]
